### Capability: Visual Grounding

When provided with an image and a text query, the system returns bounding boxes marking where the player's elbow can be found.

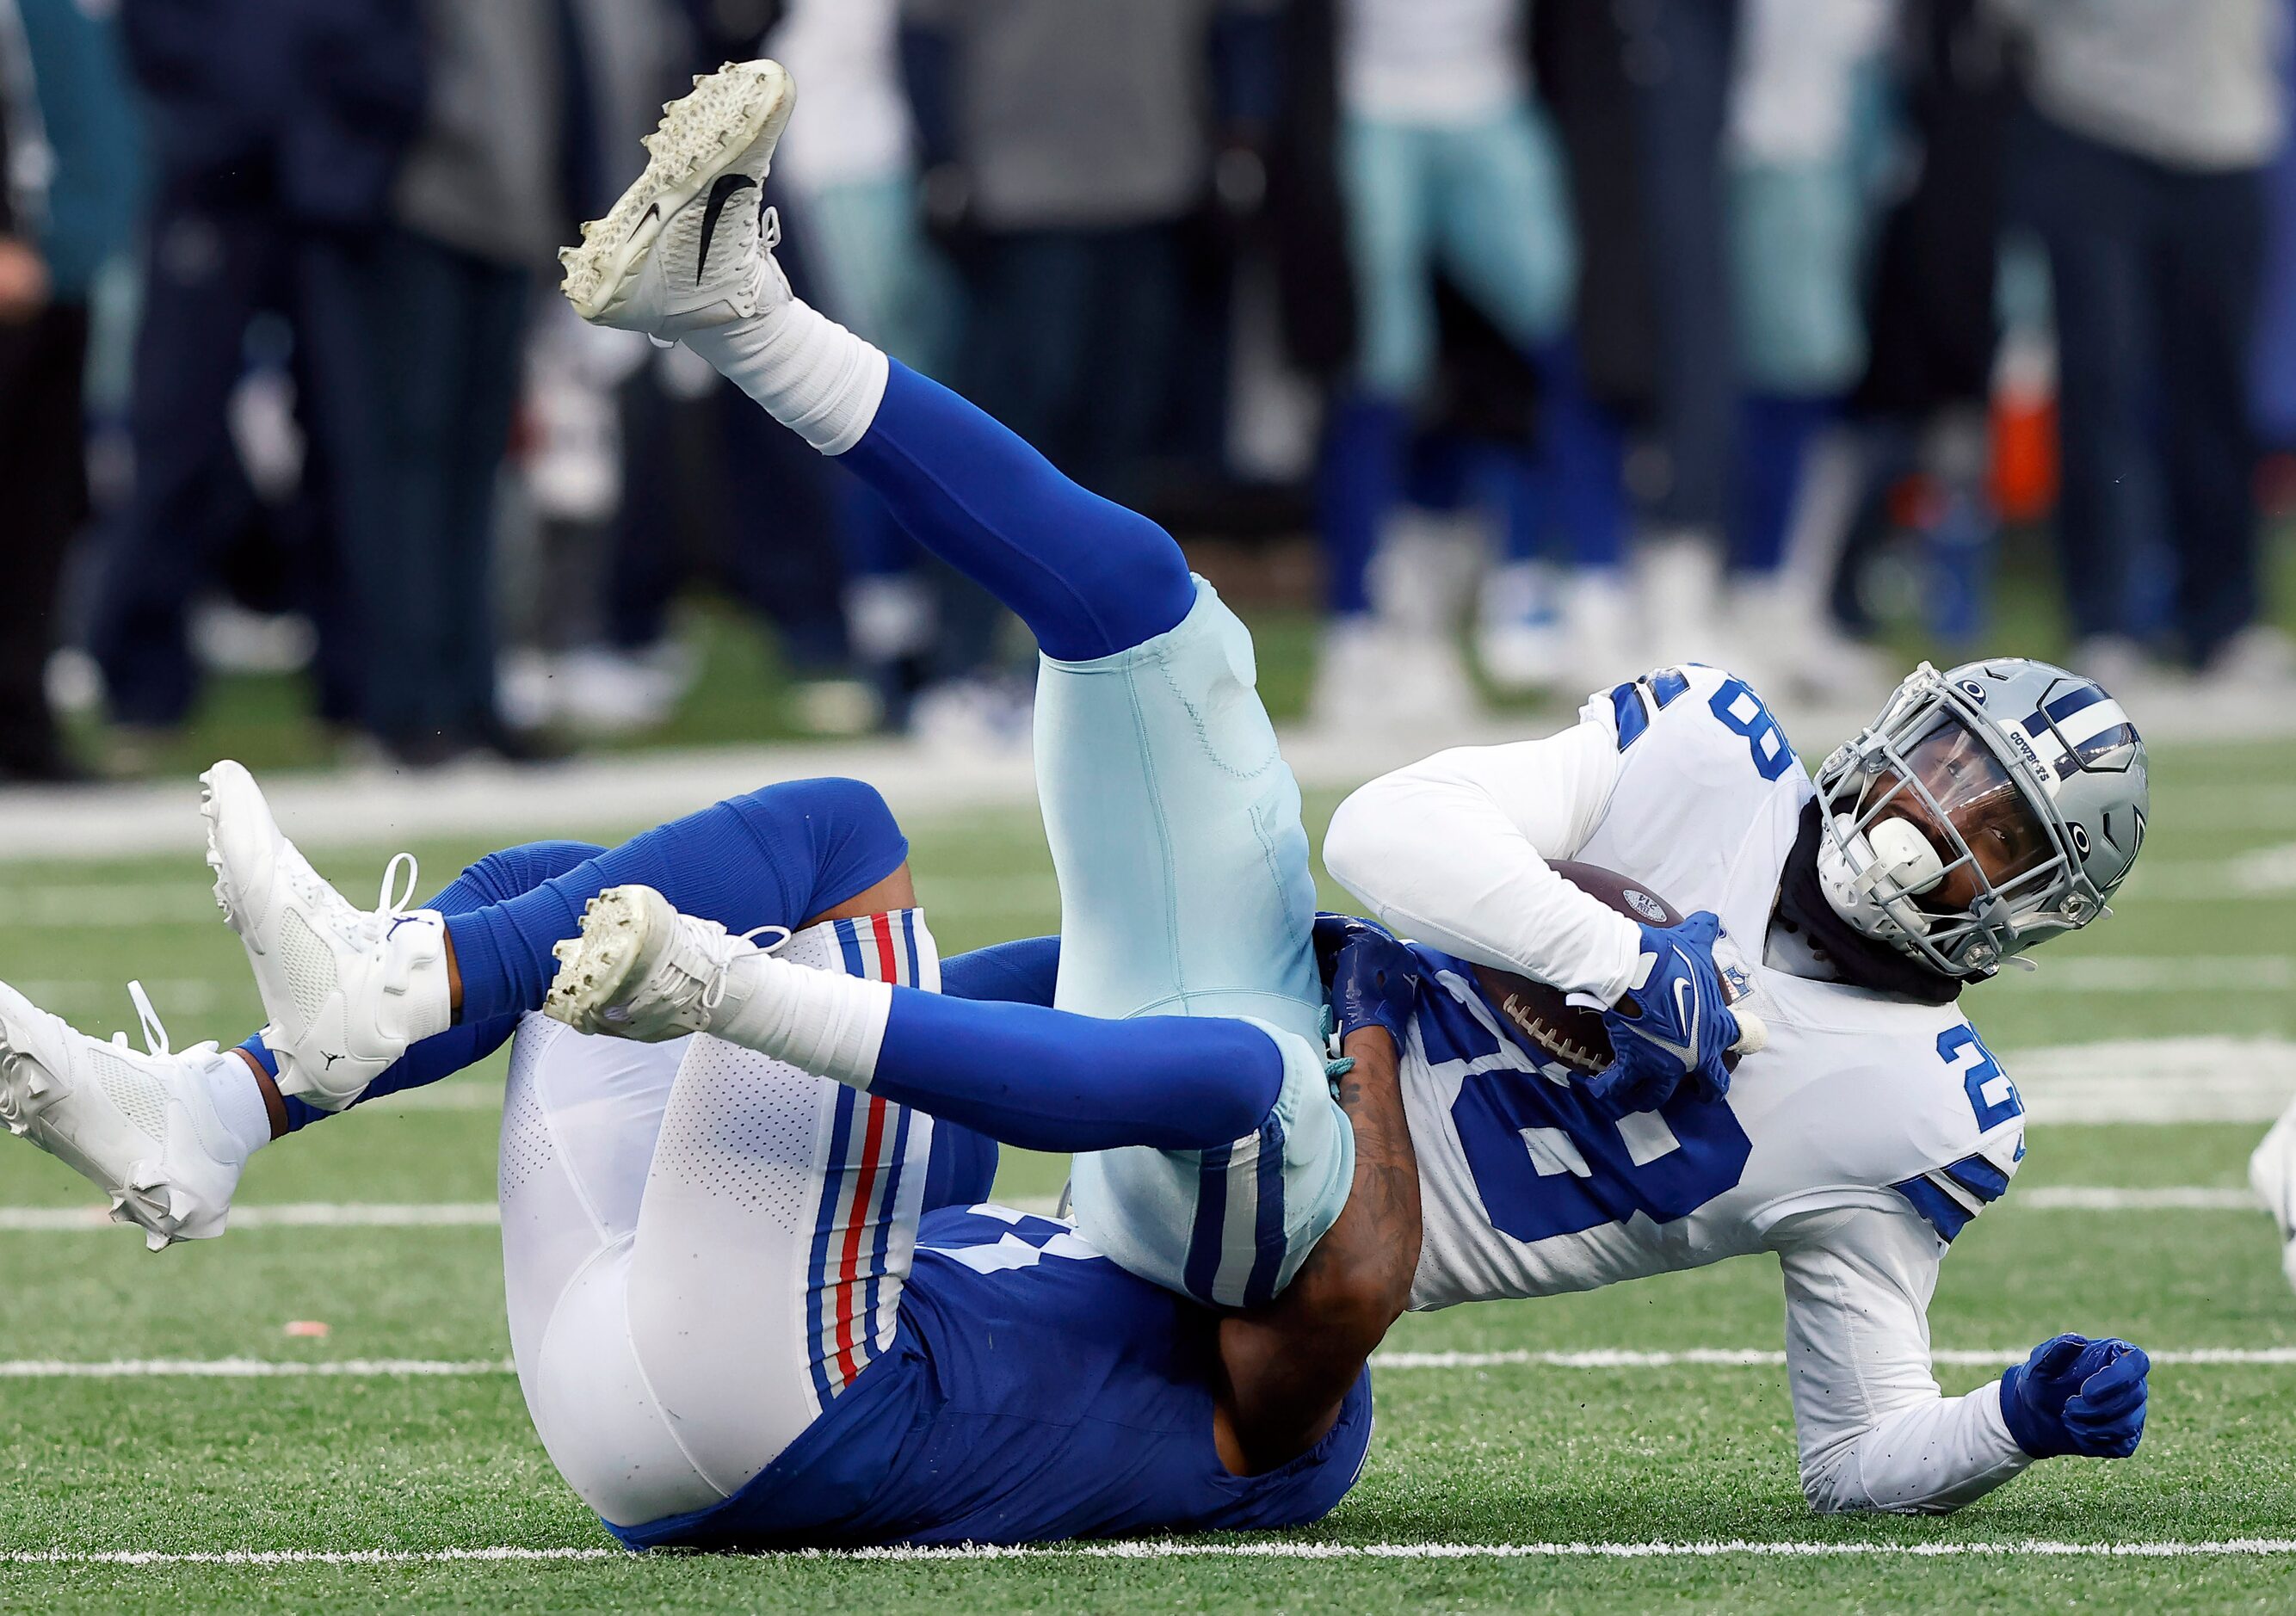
[1798,1445,1861,1514]
[1798,1439,1973,1517]
[1283,1239,1414,1352]
[1799,1466,1884,1515]
[1324,784,1404,912]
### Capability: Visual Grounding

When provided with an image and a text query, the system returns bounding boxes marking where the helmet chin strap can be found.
[1815,812,1944,951]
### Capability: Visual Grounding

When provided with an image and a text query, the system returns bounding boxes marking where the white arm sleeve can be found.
[1324,721,1643,1002]
[1773,1205,2034,1514]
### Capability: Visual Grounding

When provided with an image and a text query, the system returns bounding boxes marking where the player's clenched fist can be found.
[1314,914,1420,1051]
[1999,1334,2151,1459]
[1589,911,1750,1113]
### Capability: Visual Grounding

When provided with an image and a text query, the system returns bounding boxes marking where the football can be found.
[1468,860,1691,1078]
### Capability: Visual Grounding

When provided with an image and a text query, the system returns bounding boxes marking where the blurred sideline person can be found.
[768,0,960,730]
[899,0,1249,749]
[1835,0,2014,656]
[2003,0,2289,691]
[1722,0,1892,703]
[333,0,582,766]
[1615,0,1743,667]
[1313,0,1626,727]
[87,0,422,754]
[0,0,138,781]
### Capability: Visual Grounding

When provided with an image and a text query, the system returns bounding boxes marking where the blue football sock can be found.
[1733,393,1836,574]
[867,990,1284,1155]
[837,361,1194,660]
[1481,447,1550,564]
[1318,396,1409,617]
[447,776,910,1027]
[1532,340,1627,571]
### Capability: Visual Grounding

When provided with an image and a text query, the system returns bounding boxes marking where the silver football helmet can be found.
[1812,658,2148,980]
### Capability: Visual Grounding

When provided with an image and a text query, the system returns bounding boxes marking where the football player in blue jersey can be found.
[0,761,1424,1543]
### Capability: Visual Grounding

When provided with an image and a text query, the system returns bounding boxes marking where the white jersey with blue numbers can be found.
[1327,664,2040,1515]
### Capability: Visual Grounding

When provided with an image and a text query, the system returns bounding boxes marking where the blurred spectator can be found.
[905,0,1222,501]
[0,0,139,782]
[1618,0,1743,664]
[2003,0,2288,687]
[334,0,578,765]
[1838,0,2015,652]
[1309,0,1628,726]
[1722,0,1892,700]
[900,0,1245,745]
[2253,27,2296,452]
[771,0,958,728]
[89,0,423,753]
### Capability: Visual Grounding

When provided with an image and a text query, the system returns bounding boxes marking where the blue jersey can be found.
[611,1205,1373,1550]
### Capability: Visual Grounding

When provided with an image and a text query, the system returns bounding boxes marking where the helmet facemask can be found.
[1814,664,2109,980]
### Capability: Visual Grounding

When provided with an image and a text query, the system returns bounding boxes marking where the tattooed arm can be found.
[1214,1016,1423,1473]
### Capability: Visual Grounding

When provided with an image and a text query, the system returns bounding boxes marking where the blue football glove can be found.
[1588,911,1743,1113]
[1998,1334,2151,1459]
[1313,913,1419,1050]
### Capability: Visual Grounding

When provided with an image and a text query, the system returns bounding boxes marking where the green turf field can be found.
[3,743,2294,1613]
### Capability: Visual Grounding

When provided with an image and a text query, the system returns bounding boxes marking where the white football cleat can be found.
[201,760,452,1110]
[545,884,784,1042]
[559,58,795,336]
[1477,562,1572,695]
[2250,1104,2296,1296]
[0,981,250,1250]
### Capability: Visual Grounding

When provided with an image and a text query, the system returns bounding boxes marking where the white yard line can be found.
[2010,1037,2296,1123]
[8,1539,2296,1566]
[0,1203,503,1231]
[840,1539,2296,1561]
[2126,847,2296,900]
[2020,1186,2259,1209]
[0,1359,513,1377]
[0,1186,2260,1234]
[9,1348,2293,1379]
[1371,1348,2296,1369]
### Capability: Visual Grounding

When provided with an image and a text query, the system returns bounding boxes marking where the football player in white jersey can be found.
[1321,657,2154,1512]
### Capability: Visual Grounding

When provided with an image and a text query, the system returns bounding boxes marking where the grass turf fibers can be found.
[1,743,2293,1611]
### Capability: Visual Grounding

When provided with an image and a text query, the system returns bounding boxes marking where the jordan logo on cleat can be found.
[694,173,757,282]
[321,1051,346,1071]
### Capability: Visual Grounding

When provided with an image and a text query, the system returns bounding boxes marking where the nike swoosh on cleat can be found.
[694,173,757,284]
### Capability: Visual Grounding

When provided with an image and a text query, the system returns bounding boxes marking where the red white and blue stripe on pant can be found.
[804,909,937,1409]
